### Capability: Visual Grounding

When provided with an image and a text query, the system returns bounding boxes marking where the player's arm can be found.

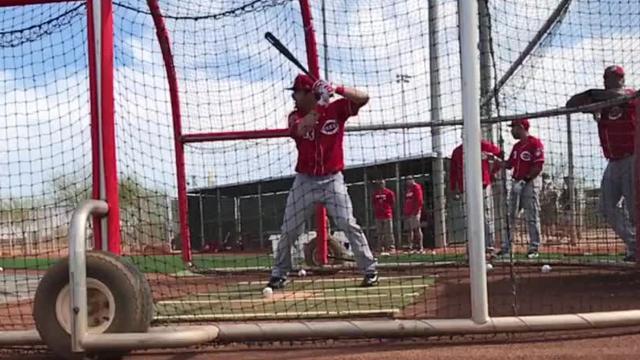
[524,142,544,181]
[416,185,425,210]
[295,110,319,137]
[500,149,514,170]
[566,89,625,114]
[336,85,369,107]
[485,141,504,159]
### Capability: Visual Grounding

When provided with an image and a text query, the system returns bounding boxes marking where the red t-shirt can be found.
[289,99,361,176]
[403,182,424,216]
[449,140,502,192]
[598,88,638,160]
[507,135,545,180]
[372,188,395,220]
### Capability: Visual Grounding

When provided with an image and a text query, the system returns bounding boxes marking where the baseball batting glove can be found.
[313,79,334,106]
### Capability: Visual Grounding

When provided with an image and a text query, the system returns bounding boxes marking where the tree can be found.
[51,173,172,249]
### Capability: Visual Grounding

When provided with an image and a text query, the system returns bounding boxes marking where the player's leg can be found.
[321,173,377,279]
[270,175,317,284]
[484,186,495,251]
[384,219,395,253]
[414,214,424,252]
[521,181,542,257]
[500,182,520,255]
[619,156,636,260]
[599,161,631,255]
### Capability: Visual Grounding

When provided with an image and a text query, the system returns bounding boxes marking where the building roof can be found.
[190,153,437,198]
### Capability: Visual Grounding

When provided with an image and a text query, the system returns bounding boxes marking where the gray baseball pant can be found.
[600,156,636,256]
[502,179,541,253]
[271,172,377,278]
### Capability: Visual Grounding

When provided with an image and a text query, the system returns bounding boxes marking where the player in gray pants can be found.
[271,173,377,279]
[498,119,544,258]
[566,65,638,261]
[268,74,378,289]
[600,156,635,260]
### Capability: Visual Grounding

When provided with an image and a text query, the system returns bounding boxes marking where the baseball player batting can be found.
[267,74,378,289]
[566,65,639,262]
[497,119,545,259]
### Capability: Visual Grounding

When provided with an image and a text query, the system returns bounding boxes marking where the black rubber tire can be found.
[33,251,153,360]
[304,236,350,267]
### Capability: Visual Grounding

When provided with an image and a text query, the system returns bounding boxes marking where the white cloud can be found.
[2,0,639,198]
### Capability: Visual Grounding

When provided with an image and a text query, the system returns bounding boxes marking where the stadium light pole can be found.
[396,73,412,158]
[428,0,447,249]
[459,0,489,324]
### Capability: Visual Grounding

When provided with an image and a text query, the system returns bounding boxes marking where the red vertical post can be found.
[299,0,328,264]
[147,0,192,263]
[98,0,121,255]
[635,102,640,263]
[87,0,102,250]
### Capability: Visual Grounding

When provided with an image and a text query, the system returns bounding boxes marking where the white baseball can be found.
[486,263,493,271]
[298,269,307,277]
[262,287,273,298]
[541,264,552,273]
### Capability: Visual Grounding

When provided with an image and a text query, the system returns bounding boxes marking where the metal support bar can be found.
[459,0,489,324]
[69,199,109,352]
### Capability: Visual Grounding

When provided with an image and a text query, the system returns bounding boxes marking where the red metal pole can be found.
[635,103,639,263]
[299,0,328,265]
[86,0,102,250]
[98,0,122,255]
[147,0,192,263]
[0,0,81,6]
[182,129,289,143]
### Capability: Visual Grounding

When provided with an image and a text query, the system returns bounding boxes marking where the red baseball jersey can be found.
[449,140,503,192]
[288,99,361,176]
[598,88,638,160]
[507,135,545,180]
[372,188,395,220]
[403,182,424,216]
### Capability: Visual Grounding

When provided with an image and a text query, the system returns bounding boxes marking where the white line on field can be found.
[191,283,430,297]
[157,292,419,305]
[154,309,399,321]
[236,275,427,285]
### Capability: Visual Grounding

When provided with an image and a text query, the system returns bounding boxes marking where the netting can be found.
[0,3,90,330]
[0,0,639,336]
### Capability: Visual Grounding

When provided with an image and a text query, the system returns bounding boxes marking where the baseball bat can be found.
[264,32,316,80]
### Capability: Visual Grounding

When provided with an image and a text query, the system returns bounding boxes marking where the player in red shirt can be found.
[268,74,378,289]
[371,179,396,255]
[566,65,639,261]
[449,140,503,252]
[403,177,424,252]
[497,119,544,258]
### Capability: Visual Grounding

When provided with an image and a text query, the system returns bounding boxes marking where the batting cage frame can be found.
[0,0,639,359]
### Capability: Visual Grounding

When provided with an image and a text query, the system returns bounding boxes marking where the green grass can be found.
[0,252,628,274]
[154,275,435,318]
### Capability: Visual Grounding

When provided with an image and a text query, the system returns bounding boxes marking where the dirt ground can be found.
[4,329,640,359]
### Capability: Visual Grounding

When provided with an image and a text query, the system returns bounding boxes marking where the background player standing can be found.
[372,179,396,255]
[403,177,424,253]
[497,119,545,258]
[449,139,503,253]
[566,65,639,261]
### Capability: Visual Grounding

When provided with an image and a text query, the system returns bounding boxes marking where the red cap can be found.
[287,74,315,91]
[604,65,624,77]
[509,118,530,131]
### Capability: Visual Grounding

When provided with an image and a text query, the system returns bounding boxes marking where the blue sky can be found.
[1,0,639,201]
